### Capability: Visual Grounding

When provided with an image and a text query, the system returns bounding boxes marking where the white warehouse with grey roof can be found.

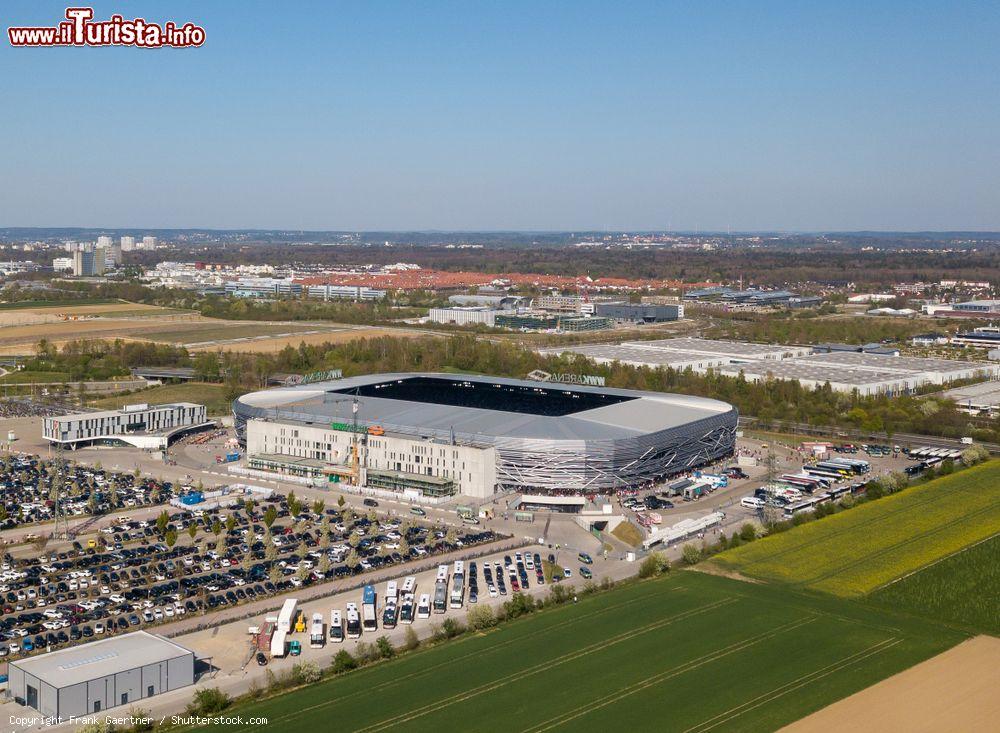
[7,631,195,719]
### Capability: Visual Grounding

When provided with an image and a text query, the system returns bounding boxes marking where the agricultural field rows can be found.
[711,461,1000,597]
[867,534,1000,635]
[197,572,962,733]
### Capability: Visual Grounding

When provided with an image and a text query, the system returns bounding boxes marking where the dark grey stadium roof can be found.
[235,372,735,442]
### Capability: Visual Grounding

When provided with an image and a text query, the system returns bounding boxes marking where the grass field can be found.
[0,370,72,384]
[88,382,232,416]
[611,520,644,547]
[0,298,121,310]
[710,461,1000,597]
[201,572,962,733]
[867,534,1000,635]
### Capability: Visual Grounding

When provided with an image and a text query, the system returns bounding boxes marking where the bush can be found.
[638,552,670,578]
[376,636,395,659]
[739,523,758,542]
[441,617,465,639]
[502,592,536,620]
[467,604,497,631]
[291,661,322,684]
[682,544,702,565]
[354,641,378,664]
[548,584,574,605]
[185,687,231,716]
[330,649,357,674]
[402,625,420,650]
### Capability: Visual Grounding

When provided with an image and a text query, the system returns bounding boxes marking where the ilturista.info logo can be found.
[8,7,205,48]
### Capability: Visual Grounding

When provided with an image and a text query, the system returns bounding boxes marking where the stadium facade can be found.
[233,373,738,497]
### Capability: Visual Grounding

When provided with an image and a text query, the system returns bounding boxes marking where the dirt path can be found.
[780,635,1000,733]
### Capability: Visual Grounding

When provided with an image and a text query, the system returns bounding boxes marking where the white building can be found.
[307,284,386,301]
[96,235,113,249]
[427,307,511,327]
[43,402,209,450]
[141,236,158,249]
[121,235,136,252]
[245,419,497,498]
[52,257,74,272]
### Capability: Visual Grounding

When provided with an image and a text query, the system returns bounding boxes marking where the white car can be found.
[488,585,499,598]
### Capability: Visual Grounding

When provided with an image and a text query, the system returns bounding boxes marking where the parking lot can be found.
[0,488,503,664]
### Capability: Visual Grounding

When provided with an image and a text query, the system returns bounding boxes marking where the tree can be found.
[164,529,177,548]
[337,494,346,508]
[312,499,325,515]
[187,522,198,540]
[376,636,395,659]
[268,566,283,584]
[318,555,330,574]
[155,510,170,536]
[345,549,359,568]
[739,523,758,542]
[225,515,236,533]
[263,506,277,527]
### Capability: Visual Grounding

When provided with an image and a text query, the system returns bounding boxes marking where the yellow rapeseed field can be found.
[711,460,1000,597]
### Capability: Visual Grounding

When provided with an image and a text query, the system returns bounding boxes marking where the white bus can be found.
[310,612,325,648]
[345,602,362,639]
[362,585,378,632]
[450,561,465,609]
[417,593,431,619]
[401,575,416,595]
[385,580,398,604]
[329,609,344,643]
[400,593,415,624]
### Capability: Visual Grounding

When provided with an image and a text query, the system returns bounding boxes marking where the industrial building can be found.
[233,373,738,495]
[43,403,210,450]
[594,303,684,323]
[622,337,813,361]
[427,306,512,327]
[543,337,1000,396]
[7,631,195,719]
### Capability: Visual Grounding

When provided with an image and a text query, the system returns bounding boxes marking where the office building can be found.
[43,402,209,450]
[306,284,386,301]
[594,303,684,323]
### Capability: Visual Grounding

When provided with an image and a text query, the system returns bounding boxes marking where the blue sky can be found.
[2,1,999,231]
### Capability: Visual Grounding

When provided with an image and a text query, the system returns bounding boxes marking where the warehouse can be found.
[715,361,917,396]
[233,372,738,494]
[537,343,731,371]
[622,337,813,361]
[803,351,1000,385]
[427,306,512,327]
[7,631,195,719]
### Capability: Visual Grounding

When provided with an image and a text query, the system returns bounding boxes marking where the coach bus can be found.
[345,603,361,639]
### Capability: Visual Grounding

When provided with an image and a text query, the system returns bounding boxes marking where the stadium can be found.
[233,372,738,495]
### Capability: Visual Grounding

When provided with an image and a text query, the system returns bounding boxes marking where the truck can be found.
[255,619,276,651]
[309,612,325,648]
[270,628,288,657]
[216,452,241,464]
[362,584,378,632]
[277,598,298,633]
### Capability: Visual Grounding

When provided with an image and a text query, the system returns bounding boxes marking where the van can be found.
[740,496,764,509]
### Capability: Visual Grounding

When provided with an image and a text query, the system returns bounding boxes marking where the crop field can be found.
[200,572,962,733]
[0,370,72,384]
[186,326,423,353]
[710,461,1000,597]
[867,534,1000,635]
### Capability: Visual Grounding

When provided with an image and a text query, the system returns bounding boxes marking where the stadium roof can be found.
[235,372,735,442]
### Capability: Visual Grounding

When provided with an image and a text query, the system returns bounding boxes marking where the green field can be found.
[0,370,72,384]
[88,382,232,415]
[202,572,962,733]
[867,534,1000,635]
[710,461,1000,597]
